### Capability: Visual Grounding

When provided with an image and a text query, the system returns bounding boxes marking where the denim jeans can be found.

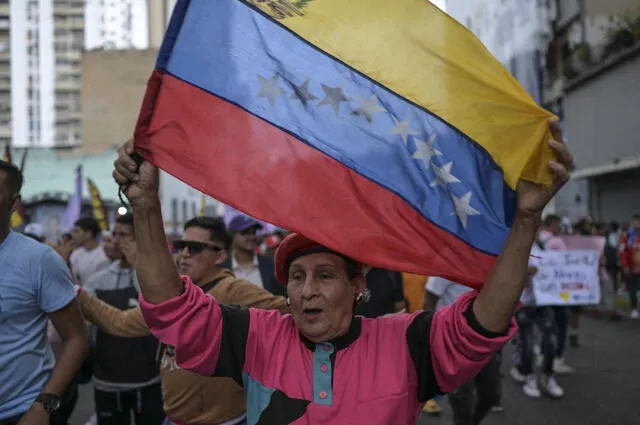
[515,306,556,375]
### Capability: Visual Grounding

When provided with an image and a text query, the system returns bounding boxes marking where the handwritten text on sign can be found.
[531,250,601,306]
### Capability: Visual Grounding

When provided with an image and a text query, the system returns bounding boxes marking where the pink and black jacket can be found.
[141,277,516,425]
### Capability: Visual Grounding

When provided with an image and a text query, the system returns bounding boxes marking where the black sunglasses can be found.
[173,240,223,254]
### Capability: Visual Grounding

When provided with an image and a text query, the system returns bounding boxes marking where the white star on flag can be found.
[391,116,419,145]
[352,95,386,122]
[318,84,350,115]
[451,192,481,229]
[430,161,461,187]
[257,74,285,106]
[412,134,442,167]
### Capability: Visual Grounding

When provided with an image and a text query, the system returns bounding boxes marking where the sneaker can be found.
[522,375,541,398]
[541,375,565,398]
[553,357,576,375]
[491,405,505,413]
[422,399,442,415]
[631,309,639,319]
[510,367,526,383]
[84,413,98,425]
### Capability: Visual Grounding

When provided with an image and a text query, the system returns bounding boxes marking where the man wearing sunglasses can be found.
[74,215,288,425]
[227,214,285,296]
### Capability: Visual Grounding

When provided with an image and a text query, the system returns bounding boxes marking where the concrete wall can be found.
[565,51,640,171]
[81,49,157,153]
[81,48,219,234]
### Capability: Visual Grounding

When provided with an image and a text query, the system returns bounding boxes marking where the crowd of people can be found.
[0,122,635,425]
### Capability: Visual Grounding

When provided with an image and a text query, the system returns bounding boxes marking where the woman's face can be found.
[287,252,365,343]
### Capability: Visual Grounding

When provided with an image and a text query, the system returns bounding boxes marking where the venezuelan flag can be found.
[134,0,556,288]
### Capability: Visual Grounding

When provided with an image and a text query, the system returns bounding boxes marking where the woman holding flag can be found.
[112,118,573,425]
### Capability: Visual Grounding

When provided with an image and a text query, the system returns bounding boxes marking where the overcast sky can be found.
[431,0,446,11]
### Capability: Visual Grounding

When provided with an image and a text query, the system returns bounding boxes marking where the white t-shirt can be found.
[426,277,472,310]
[69,245,110,287]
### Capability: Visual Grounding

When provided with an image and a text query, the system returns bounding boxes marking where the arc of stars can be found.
[257,74,285,106]
[391,116,420,145]
[430,161,461,188]
[352,95,386,122]
[451,192,481,229]
[412,134,442,167]
[318,84,350,115]
[289,79,317,105]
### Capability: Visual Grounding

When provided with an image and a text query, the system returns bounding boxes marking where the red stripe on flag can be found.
[135,71,495,288]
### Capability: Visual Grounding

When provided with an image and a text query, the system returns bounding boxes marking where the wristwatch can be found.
[35,393,62,413]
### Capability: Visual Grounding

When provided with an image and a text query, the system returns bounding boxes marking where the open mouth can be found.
[302,308,323,317]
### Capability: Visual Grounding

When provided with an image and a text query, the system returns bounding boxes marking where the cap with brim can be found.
[274,233,363,284]
[229,215,263,233]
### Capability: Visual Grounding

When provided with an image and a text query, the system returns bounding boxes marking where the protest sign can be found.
[531,250,601,306]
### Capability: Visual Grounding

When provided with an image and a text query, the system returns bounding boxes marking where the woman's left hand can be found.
[516,119,574,217]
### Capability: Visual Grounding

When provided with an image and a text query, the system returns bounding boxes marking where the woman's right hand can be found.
[112,140,160,210]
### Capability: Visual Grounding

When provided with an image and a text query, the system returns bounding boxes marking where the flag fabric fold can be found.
[62,166,83,233]
[134,0,555,288]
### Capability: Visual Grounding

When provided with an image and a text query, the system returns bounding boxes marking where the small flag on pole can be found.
[88,178,109,231]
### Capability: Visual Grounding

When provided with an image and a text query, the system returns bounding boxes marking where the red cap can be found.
[274,233,363,285]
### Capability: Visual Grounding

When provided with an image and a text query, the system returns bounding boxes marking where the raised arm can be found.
[111,141,249,382]
[76,289,150,337]
[473,120,573,333]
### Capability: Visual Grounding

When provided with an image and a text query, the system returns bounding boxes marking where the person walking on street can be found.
[82,213,164,425]
[227,214,285,296]
[509,244,565,399]
[76,215,288,425]
[619,215,640,319]
[0,160,90,425]
[425,277,503,424]
[538,214,575,374]
[69,217,111,287]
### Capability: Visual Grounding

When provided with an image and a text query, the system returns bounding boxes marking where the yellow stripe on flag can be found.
[248,0,555,189]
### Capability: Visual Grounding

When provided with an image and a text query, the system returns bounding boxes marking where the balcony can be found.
[0,126,11,139]
[55,80,80,92]
[562,11,640,81]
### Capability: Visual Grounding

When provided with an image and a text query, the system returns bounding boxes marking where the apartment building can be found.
[85,0,148,50]
[0,0,83,149]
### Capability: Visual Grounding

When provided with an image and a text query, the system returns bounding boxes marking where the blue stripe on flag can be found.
[161,0,516,255]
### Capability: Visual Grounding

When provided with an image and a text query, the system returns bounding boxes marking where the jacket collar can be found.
[299,316,362,352]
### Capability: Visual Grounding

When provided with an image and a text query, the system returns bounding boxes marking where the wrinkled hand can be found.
[121,239,138,267]
[516,119,574,217]
[17,403,49,425]
[112,139,160,209]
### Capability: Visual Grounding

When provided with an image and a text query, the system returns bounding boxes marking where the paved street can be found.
[70,314,639,425]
